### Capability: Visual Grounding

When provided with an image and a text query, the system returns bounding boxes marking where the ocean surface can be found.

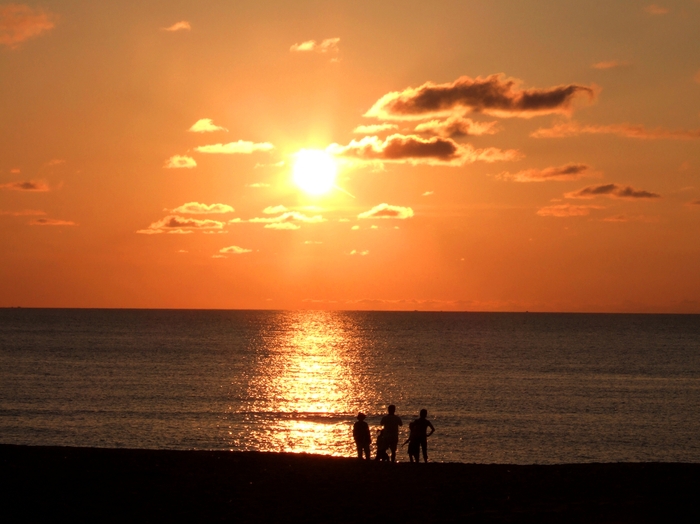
[1,309,699,464]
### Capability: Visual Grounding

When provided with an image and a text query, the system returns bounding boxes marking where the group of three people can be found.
[353,405,435,463]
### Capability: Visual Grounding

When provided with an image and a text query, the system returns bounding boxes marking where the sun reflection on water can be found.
[234,311,379,456]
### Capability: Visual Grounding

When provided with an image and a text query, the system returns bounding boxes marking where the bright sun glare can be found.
[292,149,337,195]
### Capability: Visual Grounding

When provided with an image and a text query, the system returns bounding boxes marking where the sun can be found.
[292,149,338,195]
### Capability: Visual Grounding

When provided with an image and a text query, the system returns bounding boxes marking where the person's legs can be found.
[362,444,370,460]
[420,439,428,462]
[356,442,363,459]
[389,439,398,462]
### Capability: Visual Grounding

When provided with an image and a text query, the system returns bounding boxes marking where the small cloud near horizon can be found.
[0,180,50,191]
[565,183,661,200]
[195,141,274,154]
[0,209,46,216]
[164,155,197,169]
[591,60,630,70]
[0,4,56,49]
[290,37,339,53]
[137,215,225,234]
[188,118,228,133]
[531,121,700,140]
[29,218,76,226]
[171,202,234,214]
[414,116,499,138]
[364,74,596,120]
[358,203,414,220]
[352,123,398,134]
[219,245,252,254]
[497,163,594,182]
[162,21,191,32]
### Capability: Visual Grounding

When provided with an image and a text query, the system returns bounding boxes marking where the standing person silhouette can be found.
[380,404,403,462]
[413,409,435,462]
[352,413,371,460]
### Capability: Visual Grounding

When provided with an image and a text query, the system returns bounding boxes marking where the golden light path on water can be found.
[234,311,383,456]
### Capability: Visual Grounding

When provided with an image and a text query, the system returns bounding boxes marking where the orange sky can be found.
[1,1,700,312]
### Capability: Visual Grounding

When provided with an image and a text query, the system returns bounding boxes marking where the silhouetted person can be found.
[413,408,435,462]
[353,412,371,460]
[375,429,390,461]
[380,404,403,462]
[403,419,420,463]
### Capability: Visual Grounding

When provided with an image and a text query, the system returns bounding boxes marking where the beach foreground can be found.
[2,445,698,523]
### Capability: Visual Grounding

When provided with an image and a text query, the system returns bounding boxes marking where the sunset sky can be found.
[2,1,700,312]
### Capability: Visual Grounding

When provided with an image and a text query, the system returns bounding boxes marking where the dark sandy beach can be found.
[2,444,698,523]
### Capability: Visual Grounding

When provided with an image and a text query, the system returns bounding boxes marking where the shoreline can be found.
[3,444,699,522]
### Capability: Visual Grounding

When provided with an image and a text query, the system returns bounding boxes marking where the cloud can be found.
[188,118,228,133]
[327,133,520,166]
[171,202,234,214]
[565,183,661,199]
[422,191,434,196]
[137,215,225,234]
[249,211,326,225]
[195,141,274,154]
[247,182,271,187]
[0,209,45,216]
[591,60,630,70]
[497,163,594,182]
[601,214,658,223]
[350,250,369,256]
[29,218,76,226]
[163,21,191,31]
[0,4,56,48]
[531,121,700,139]
[644,5,669,15]
[164,155,197,169]
[265,222,300,230]
[255,161,285,168]
[687,199,700,207]
[0,180,49,191]
[352,123,399,134]
[219,245,252,254]
[290,37,339,53]
[364,74,596,120]
[536,204,604,217]
[358,203,414,220]
[414,116,499,138]
[263,205,288,214]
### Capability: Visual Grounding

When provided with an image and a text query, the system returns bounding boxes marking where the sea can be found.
[1,309,699,464]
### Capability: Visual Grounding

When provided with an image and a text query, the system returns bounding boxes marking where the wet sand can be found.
[2,444,698,523]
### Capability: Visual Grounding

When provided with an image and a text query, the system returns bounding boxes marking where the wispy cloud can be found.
[591,60,630,70]
[497,163,594,182]
[414,116,499,138]
[137,215,225,234]
[602,214,658,223]
[644,5,669,15]
[195,141,274,154]
[364,74,596,120]
[290,37,339,53]
[327,133,520,166]
[263,205,288,214]
[219,245,252,254]
[249,211,326,226]
[247,182,271,188]
[358,203,414,220]
[353,123,399,134]
[0,4,56,49]
[164,155,197,169]
[163,21,191,32]
[265,222,300,230]
[350,250,369,256]
[531,121,700,140]
[537,204,604,217]
[0,209,45,216]
[29,218,76,226]
[0,180,49,191]
[188,118,228,133]
[171,202,234,214]
[422,191,434,196]
[565,183,661,200]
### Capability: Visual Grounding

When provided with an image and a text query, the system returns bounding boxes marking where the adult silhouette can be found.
[380,404,403,462]
[413,409,435,462]
[352,412,371,460]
